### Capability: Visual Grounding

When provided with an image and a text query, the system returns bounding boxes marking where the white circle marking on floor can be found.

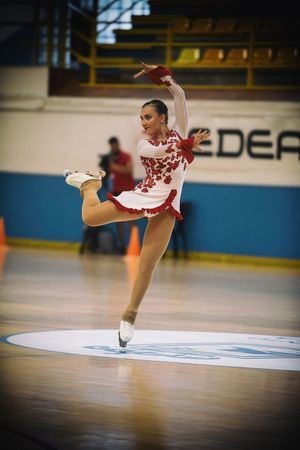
[2,330,300,371]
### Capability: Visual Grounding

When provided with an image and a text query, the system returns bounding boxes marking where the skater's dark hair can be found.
[108,136,119,145]
[142,99,168,124]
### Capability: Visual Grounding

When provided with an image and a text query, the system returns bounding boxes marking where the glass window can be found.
[98,0,150,44]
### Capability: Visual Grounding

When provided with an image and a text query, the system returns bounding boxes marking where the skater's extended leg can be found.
[122,209,175,323]
[82,183,144,226]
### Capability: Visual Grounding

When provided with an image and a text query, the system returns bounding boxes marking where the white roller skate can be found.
[63,169,106,195]
[118,320,135,348]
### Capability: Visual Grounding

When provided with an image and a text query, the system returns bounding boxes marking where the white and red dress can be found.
[107,66,195,221]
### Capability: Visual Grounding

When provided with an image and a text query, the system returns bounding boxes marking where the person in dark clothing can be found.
[98,153,110,190]
[107,137,136,254]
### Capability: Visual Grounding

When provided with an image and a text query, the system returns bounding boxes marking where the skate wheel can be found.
[118,331,127,348]
[63,169,72,178]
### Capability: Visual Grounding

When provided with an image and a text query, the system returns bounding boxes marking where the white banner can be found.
[187,101,300,186]
[0,95,299,187]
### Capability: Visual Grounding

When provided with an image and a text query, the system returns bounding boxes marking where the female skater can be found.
[64,63,210,347]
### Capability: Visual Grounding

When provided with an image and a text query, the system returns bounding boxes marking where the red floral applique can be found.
[107,190,183,221]
[176,136,195,164]
[107,129,192,221]
[134,129,191,193]
[147,129,177,146]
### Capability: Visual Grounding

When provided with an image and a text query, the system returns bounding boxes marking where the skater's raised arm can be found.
[134,63,211,157]
[133,63,188,138]
[150,67,188,139]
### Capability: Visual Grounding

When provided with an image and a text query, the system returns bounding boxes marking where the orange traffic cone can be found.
[0,246,9,278]
[0,217,8,248]
[126,225,141,256]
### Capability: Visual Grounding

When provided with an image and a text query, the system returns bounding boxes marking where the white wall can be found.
[0,96,146,178]
[0,90,299,187]
[0,67,48,98]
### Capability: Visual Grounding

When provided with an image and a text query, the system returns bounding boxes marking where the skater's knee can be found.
[82,211,99,227]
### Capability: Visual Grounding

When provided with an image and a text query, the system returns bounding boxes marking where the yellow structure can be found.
[1,1,299,90]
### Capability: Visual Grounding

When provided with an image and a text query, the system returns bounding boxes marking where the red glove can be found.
[176,136,195,164]
[147,66,174,86]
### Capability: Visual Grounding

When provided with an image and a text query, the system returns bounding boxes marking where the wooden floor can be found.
[0,247,299,450]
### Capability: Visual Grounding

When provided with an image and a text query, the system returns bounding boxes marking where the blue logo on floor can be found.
[2,330,300,371]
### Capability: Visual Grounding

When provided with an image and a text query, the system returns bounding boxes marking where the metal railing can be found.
[0,0,299,89]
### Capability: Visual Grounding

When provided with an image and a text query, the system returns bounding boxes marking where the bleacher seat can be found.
[191,18,214,33]
[253,48,274,65]
[234,18,251,33]
[175,48,200,65]
[224,48,249,66]
[214,18,237,33]
[200,48,226,65]
[274,48,300,65]
[252,48,300,67]
[258,19,285,34]
[172,17,190,32]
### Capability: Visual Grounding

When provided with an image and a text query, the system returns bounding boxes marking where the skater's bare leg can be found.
[122,209,175,323]
[82,183,144,226]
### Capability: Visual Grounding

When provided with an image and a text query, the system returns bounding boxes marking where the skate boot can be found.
[118,321,135,348]
[63,169,106,196]
[118,311,137,348]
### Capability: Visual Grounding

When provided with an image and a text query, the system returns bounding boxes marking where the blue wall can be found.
[1,171,299,259]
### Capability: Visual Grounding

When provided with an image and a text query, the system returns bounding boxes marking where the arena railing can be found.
[0,0,299,90]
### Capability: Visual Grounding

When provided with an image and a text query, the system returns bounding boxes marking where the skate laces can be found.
[85,169,106,179]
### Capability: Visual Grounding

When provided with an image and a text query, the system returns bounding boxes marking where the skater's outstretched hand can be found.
[192,129,211,153]
[133,62,158,79]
